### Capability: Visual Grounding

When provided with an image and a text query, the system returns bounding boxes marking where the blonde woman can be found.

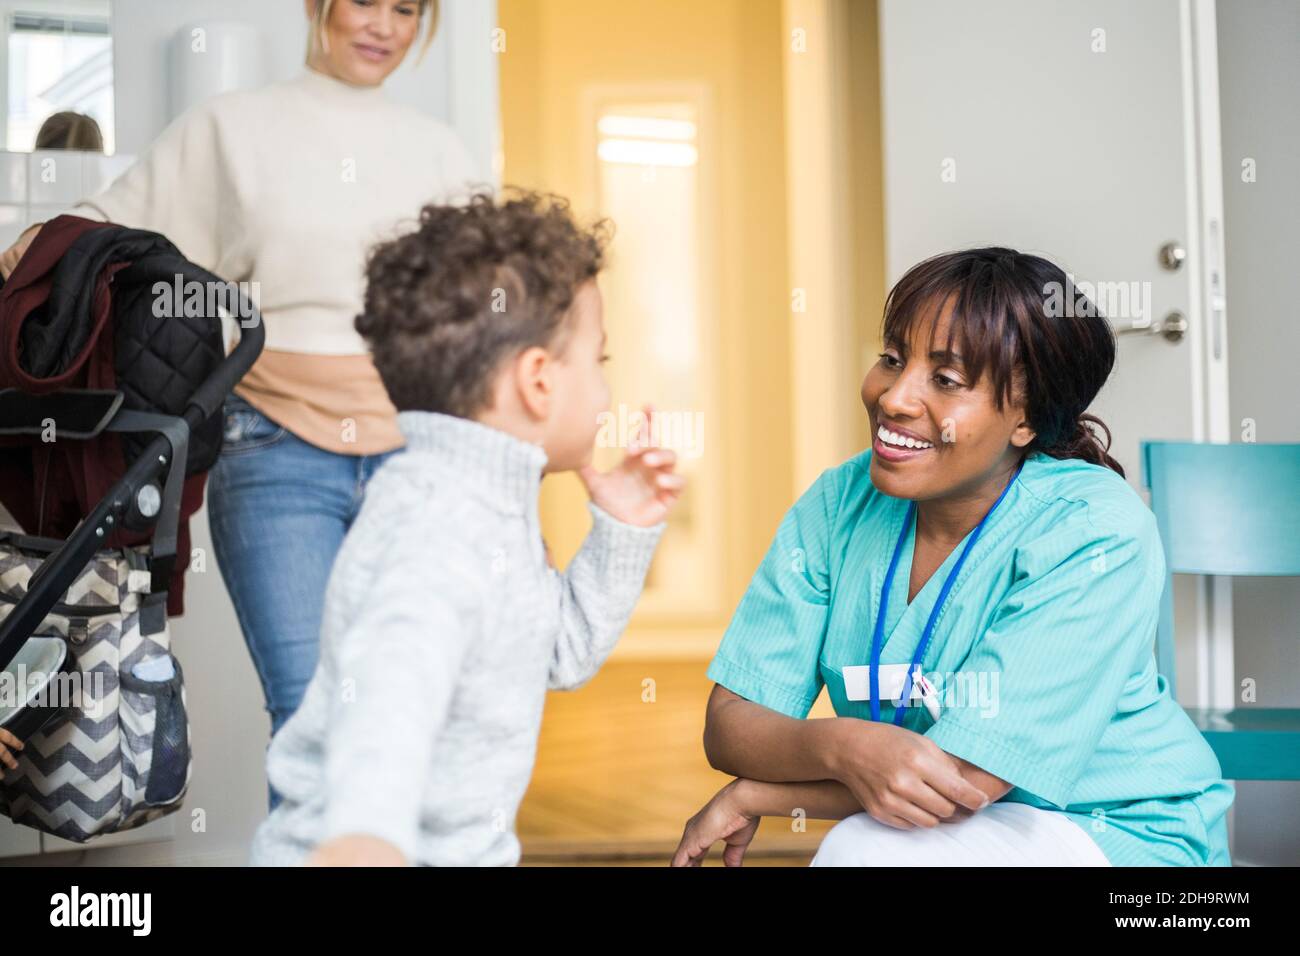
[0,0,480,807]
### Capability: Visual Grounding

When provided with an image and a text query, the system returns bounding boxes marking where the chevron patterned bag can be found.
[0,535,192,842]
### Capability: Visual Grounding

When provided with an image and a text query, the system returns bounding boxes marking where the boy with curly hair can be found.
[249,190,683,866]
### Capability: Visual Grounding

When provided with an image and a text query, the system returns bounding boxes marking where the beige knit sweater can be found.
[72,66,482,453]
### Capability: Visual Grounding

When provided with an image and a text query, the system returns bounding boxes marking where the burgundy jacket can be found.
[0,215,210,616]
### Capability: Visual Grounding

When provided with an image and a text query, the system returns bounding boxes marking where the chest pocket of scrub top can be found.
[220,394,287,455]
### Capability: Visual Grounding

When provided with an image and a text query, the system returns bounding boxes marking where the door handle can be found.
[1113,310,1188,343]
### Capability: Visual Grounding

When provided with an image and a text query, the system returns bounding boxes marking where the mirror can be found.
[0,0,114,154]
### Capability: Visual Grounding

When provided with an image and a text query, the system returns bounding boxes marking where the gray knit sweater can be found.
[248,411,665,866]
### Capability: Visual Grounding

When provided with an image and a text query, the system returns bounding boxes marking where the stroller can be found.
[0,237,263,842]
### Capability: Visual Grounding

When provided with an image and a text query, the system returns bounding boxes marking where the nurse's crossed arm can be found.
[705,683,997,829]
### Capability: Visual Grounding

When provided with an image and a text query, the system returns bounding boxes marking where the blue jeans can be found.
[207,393,401,809]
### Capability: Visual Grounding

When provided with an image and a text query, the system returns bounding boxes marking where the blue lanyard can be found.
[868,461,1023,724]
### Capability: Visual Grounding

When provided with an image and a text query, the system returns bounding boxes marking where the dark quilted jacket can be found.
[0,214,226,616]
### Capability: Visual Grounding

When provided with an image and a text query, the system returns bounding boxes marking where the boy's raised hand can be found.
[578,405,684,528]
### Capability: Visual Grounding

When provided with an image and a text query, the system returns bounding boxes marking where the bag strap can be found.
[101,410,189,636]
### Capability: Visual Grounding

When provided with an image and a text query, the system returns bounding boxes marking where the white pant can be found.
[810,802,1112,866]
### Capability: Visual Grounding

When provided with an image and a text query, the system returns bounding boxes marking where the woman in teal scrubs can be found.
[672,248,1234,867]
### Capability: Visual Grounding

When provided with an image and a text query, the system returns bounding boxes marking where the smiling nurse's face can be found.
[861,296,1037,504]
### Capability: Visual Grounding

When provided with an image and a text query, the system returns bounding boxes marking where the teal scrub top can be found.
[707,448,1235,866]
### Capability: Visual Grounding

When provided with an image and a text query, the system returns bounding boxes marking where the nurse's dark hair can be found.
[881,247,1125,478]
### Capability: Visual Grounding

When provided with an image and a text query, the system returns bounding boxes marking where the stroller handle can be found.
[147,256,266,431]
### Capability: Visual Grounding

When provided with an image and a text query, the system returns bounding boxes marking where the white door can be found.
[878,0,1231,709]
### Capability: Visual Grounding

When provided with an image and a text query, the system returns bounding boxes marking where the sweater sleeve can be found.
[546,502,665,691]
[69,100,224,271]
[320,541,482,859]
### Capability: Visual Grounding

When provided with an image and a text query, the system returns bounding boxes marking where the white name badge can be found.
[843,664,942,720]
[842,663,916,703]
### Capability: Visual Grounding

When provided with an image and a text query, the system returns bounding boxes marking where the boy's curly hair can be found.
[356,188,612,417]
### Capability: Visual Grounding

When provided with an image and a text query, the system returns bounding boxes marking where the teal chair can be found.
[1141,441,1300,780]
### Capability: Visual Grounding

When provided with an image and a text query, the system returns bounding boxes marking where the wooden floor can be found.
[517,659,834,867]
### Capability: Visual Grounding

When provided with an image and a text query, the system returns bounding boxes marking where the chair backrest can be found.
[1140,441,1300,689]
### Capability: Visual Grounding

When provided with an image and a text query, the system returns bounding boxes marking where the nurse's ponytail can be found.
[880,247,1127,479]
[1050,412,1125,480]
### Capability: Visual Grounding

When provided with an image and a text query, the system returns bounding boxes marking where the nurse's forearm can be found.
[703,687,845,782]
[732,778,862,822]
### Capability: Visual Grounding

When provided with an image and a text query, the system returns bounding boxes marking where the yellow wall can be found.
[499,0,795,642]
[846,0,886,450]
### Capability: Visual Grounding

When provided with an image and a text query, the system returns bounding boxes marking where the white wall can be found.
[0,0,498,867]
[1217,0,1300,868]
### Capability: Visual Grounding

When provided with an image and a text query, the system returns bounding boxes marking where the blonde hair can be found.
[306,0,439,67]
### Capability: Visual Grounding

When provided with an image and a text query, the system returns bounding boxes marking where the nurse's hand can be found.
[826,718,989,830]
[670,779,760,867]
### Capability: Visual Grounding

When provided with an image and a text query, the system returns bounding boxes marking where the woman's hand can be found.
[825,717,989,829]
[578,404,684,527]
[303,834,408,867]
[671,779,761,867]
[0,222,43,280]
[0,728,25,778]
